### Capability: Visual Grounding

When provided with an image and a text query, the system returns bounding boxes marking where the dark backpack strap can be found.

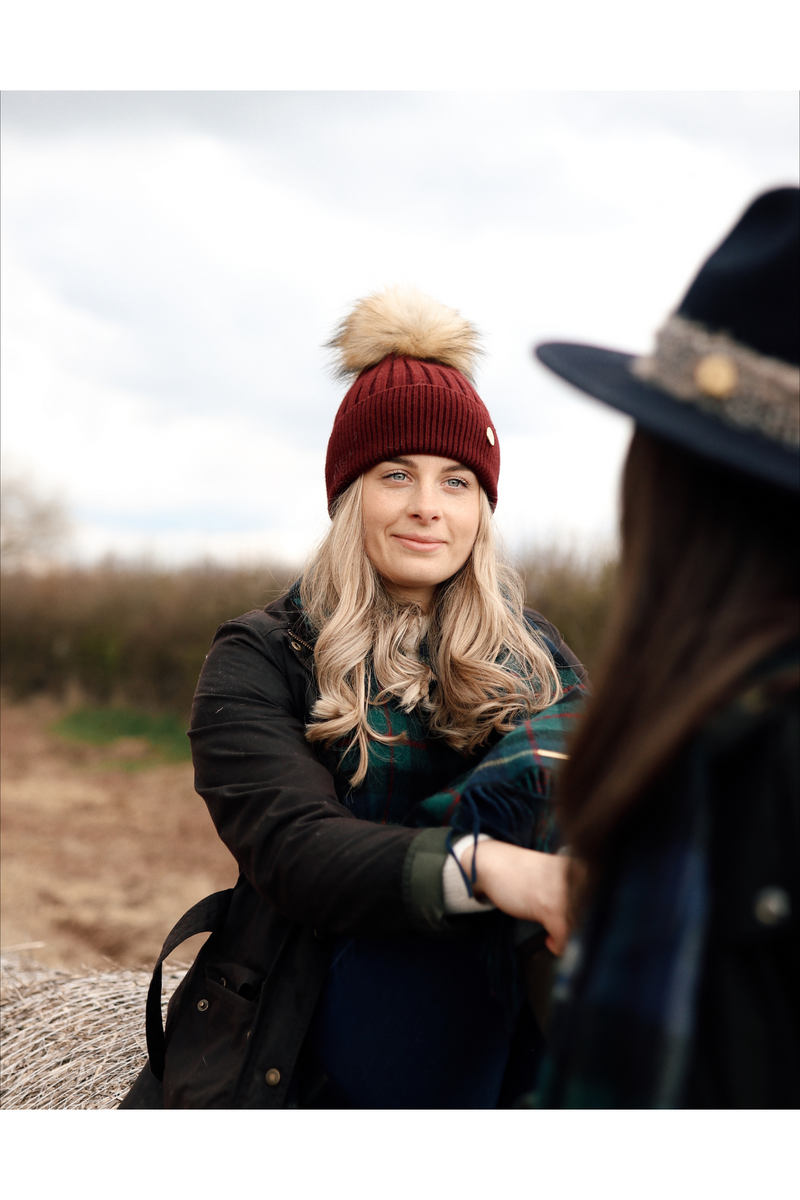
[146,888,233,1081]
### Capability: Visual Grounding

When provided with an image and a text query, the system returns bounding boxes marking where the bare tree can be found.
[1,462,72,570]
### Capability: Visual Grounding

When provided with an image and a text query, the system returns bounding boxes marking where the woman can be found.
[526,186,799,1107]
[121,285,587,1109]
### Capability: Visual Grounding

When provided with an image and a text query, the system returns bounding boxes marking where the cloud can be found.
[2,92,797,563]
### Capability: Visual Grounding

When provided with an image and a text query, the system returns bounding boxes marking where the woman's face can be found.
[361,454,482,610]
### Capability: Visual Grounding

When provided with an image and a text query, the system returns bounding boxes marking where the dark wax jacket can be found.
[135,591,581,1109]
[534,647,798,1109]
[685,661,799,1107]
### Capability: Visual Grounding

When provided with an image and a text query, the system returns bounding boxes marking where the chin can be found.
[397,565,448,586]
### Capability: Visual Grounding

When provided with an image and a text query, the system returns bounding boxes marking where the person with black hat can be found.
[508,186,799,1107]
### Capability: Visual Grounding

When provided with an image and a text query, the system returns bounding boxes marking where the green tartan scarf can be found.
[291,582,588,1013]
[290,581,588,834]
[406,673,587,850]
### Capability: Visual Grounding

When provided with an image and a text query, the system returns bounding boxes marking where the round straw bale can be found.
[0,953,187,1109]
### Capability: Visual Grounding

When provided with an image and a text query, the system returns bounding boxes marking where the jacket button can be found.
[754,886,791,926]
[197,999,209,1011]
[265,1068,281,1087]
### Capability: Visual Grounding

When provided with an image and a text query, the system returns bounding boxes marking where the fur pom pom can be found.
[327,285,483,382]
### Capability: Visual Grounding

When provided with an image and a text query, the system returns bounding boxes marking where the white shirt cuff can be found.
[442,833,496,914]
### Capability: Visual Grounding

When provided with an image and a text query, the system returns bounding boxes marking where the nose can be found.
[407,479,441,523]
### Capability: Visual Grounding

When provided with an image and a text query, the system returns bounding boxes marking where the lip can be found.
[391,534,447,551]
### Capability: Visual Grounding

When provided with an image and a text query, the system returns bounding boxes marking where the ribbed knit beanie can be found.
[324,286,500,512]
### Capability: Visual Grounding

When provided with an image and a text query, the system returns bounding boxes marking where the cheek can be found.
[449,502,481,562]
[458,499,481,544]
[360,491,394,557]
[360,490,382,539]
[361,518,382,567]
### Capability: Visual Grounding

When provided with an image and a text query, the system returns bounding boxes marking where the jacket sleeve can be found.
[189,612,454,938]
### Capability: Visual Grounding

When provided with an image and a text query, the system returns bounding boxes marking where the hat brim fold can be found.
[535,342,799,492]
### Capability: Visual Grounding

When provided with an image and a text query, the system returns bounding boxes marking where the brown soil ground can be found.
[0,697,237,972]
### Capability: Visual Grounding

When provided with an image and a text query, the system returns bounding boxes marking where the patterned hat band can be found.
[632,314,800,447]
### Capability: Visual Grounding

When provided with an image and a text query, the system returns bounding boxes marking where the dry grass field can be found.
[0,696,237,973]
[0,697,236,1107]
[0,553,617,1106]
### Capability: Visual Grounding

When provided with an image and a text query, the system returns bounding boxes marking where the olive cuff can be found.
[402,827,464,934]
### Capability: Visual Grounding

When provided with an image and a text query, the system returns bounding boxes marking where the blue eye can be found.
[445,477,468,488]
[383,470,409,482]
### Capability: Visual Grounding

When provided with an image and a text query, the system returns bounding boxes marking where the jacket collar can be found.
[264,582,317,663]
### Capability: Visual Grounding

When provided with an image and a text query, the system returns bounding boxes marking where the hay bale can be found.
[0,953,187,1109]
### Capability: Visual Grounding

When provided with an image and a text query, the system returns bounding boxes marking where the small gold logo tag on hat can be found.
[486,426,495,446]
[694,354,739,399]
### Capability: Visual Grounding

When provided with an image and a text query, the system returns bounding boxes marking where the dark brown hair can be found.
[558,428,799,888]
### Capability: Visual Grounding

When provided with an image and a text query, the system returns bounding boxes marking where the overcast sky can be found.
[2,91,798,566]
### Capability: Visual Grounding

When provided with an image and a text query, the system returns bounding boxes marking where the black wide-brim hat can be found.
[535,187,800,492]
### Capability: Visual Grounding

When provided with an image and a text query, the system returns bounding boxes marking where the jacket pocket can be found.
[163,962,264,1108]
[205,961,264,1002]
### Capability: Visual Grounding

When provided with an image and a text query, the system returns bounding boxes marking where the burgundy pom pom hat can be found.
[323,286,500,513]
[535,187,800,492]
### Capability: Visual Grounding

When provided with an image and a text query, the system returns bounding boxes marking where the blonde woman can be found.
[121,287,587,1110]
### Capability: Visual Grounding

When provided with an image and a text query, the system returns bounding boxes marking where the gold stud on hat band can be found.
[694,354,739,399]
[632,314,800,447]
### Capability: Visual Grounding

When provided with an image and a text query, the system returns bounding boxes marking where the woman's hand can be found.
[458,840,573,956]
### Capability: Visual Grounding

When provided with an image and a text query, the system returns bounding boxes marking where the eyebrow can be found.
[384,456,471,472]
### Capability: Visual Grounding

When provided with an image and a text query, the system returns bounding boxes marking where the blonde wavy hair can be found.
[300,478,562,786]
